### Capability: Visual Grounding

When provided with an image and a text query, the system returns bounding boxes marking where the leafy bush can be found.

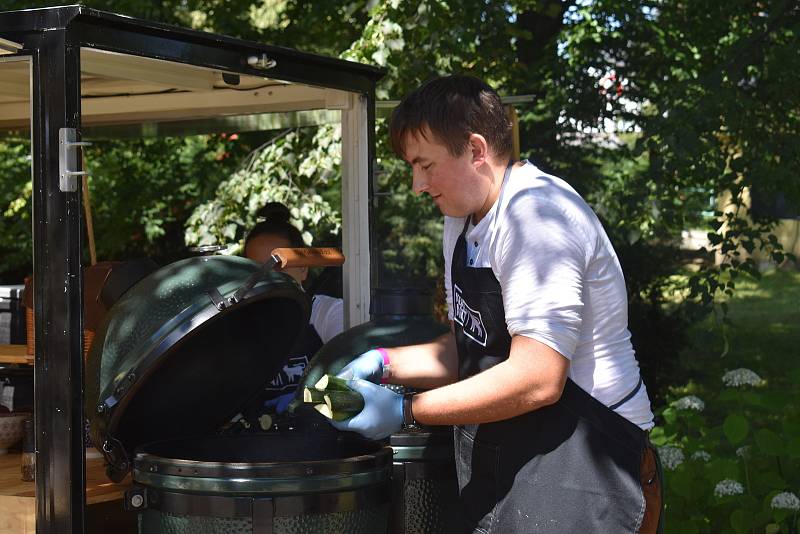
[652,369,800,534]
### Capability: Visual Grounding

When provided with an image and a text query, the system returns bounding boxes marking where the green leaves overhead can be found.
[184,127,342,253]
[0,0,796,309]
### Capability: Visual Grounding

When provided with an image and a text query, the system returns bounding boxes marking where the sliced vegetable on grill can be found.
[258,414,272,431]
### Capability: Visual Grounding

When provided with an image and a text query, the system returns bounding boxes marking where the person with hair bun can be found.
[244,201,344,415]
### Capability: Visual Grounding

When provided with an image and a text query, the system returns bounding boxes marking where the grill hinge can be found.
[207,287,231,310]
[124,486,148,512]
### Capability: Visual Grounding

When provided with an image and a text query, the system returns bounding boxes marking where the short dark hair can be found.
[245,201,305,249]
[389,75,512,161]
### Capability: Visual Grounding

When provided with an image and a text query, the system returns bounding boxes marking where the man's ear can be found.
[468,133,489,168]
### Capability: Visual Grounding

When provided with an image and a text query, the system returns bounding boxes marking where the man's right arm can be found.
[383,328,459,389]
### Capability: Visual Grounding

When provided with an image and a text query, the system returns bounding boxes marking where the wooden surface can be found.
[0,451,131,501]
[0,344,32,365]
[0,494,34,534]
[0,452,133,533]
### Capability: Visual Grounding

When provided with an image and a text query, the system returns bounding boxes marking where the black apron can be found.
[263,322,323,400]
[451,162,648,533]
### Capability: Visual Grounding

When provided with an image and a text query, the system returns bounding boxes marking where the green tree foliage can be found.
[82,134,244,262]
[0,129,254,275]
[538,1,799,395]
[185,127,342,252]
[552,0,799,278]
[0,1,796,374]
[0,136,33,282]
[186,0,798,399]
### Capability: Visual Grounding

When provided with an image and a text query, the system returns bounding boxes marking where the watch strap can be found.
[402,393,418,430]
[377,348,391,383]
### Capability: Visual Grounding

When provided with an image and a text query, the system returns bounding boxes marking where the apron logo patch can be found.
[266,355,308,390]
[453,283,488,346]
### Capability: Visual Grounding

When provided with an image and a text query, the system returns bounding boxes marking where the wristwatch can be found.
[401,393,420,431]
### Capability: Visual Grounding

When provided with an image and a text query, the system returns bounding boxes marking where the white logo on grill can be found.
[453,283,488,346]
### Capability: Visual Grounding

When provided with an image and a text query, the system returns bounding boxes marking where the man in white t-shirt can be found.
[330,75,662,533]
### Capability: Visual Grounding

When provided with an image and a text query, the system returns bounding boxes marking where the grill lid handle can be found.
[213,247,345,310]
[271,247,345,269]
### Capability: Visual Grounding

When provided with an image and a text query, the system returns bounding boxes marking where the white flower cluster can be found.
[714,479,745,497]
[770,492,800,511]
[691,450,711,462]
[736,446,750,459]
[673,395,705,411]
[658,446,685,470]
[722,368,764,388]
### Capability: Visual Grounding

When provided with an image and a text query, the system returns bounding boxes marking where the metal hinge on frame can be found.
[59,127,91,192]
[246,53,277,70]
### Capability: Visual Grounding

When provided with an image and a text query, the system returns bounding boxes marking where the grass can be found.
[653,271,800,430]
[671,270,800,400]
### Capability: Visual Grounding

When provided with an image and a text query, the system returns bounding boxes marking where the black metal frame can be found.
[0,6,383,533]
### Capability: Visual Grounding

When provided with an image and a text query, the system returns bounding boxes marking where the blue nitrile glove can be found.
[337,348,386,383]
[264,391,295,415]
[330,379,403,440]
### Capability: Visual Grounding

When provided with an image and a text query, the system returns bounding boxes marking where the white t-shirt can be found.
[444,162,654,429]
[309,294,344,344]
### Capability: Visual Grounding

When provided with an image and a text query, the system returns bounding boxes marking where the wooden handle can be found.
[272,247,345,269]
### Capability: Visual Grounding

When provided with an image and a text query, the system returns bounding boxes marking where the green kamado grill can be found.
[295,287,460,534]
[85,253,392,534]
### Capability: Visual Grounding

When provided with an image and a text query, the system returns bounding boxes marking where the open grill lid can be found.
[85,255,310,480]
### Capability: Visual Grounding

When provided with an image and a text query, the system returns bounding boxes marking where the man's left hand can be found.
[329,379,403,440]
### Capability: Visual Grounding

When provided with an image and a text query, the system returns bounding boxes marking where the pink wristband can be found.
[377,347,390,383]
